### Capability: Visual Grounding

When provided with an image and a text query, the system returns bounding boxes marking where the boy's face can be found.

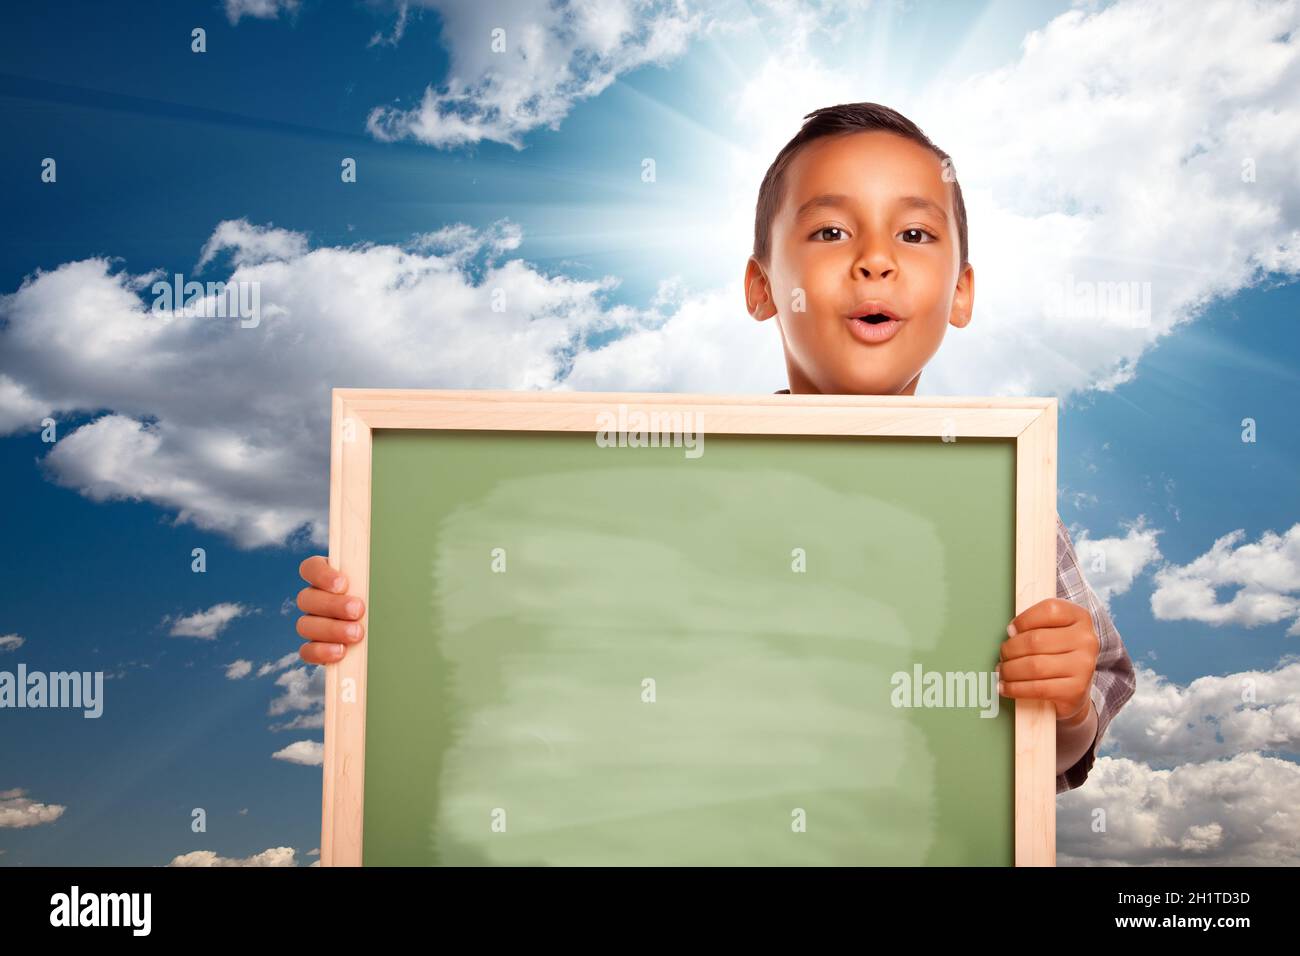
[746,130,974,395]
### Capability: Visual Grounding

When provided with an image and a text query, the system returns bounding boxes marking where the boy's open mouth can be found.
[846,303,904,345]
[848,302,901,323]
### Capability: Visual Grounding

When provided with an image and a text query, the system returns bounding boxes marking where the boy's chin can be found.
[823,365,918,397]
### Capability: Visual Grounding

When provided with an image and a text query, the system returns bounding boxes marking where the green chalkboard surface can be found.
[362,428,1016,865]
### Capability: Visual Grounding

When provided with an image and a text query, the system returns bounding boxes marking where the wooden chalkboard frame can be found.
[321,388,1058,867]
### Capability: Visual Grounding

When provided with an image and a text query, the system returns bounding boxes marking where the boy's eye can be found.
[811,226,937,243]
[811,226,847,242]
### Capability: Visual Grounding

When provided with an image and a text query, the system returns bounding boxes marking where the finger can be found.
[300,555,347,594]
[999,676,1086,702]
[999,651,1090,683]
[1000,625,1083,661]
[296,586,365,621]
[300,641,346,665]
[1009,597,1086,637]
[296,614,364,645]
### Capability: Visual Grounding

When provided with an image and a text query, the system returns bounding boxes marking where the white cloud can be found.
[366,1,706,149]
[0,219,653,548]
[1063,489,1099,510]
[272,740,323,766]
[368,1,411,48]
[410,219,523,263]
[223,0,299,26]
[1151,523,1300,634]
[562,284,785,391]
[0,788,67,829]
[1059,658,1300,865]
[1068,517,1163,609]
[0,633,24,652]
[271,711,324,731]
[268,665,324,731]
[269,665,322,714]
[38,412,324,549]
[1104,661,1300,767]
[167,846,299,866]
[258,651,300,677]
[1058,752,1300,866]
[0,375,47,433]
[166,602,250,639]
[225,659,253,679]
[913,0,1300,399]
[195,219,308,271]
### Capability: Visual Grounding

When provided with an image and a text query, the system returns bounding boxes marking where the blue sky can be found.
[2,0,1299,866]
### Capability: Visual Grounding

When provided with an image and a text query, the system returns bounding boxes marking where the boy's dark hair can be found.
[752,102,968,269]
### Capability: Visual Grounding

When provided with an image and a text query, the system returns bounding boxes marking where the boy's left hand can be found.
[997,598,1099,722]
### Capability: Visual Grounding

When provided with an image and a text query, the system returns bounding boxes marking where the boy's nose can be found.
[854,241,897,279]
[858,263,896,279]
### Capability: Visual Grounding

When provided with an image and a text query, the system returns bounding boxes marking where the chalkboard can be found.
[321,391,1058,866]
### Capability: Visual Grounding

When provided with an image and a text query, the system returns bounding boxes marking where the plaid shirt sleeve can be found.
[1054,511,1137,793]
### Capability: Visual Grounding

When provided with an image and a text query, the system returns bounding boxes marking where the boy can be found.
[296,102,1136,794]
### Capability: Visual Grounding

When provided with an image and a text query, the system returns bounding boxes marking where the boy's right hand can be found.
[296,556,366,664]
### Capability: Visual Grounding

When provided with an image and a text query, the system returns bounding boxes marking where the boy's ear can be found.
[948,262,975,329]
[744,256,778,322]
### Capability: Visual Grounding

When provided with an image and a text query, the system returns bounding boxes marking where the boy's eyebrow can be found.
[792,193,854,220]
[792,192,949,221]
[895,195,949,220]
